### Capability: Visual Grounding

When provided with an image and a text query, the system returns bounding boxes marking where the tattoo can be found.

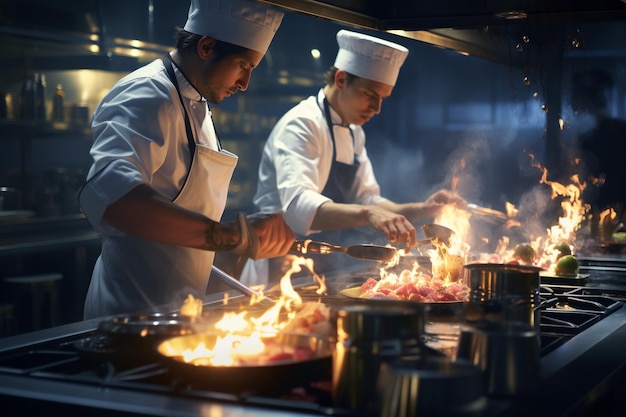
[204,222,239,251]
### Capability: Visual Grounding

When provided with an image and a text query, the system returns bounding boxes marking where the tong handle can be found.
[290,240,344,255]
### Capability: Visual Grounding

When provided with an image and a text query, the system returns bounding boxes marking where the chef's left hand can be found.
[423,189,467,217]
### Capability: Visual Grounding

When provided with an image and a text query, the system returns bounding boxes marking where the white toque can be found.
[183,0,284,54]
[333,29,409,86]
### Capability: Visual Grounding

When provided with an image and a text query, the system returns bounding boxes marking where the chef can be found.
[244,29,465,284]
[78,0,294,319]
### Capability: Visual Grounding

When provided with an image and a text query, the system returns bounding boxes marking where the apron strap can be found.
[162,53,196,156]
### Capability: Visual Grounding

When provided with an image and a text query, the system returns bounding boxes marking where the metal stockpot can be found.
[332,301,425,412]
[455,322,539,397]
[462,263,542,330]
[378,356,486,417]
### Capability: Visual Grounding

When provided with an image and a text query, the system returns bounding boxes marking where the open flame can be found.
[174,256,330,366]
[475,153,593,271]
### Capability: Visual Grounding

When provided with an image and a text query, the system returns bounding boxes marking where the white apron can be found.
[84,56,238,319]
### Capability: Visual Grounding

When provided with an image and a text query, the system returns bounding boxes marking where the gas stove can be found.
[1,257,626,417]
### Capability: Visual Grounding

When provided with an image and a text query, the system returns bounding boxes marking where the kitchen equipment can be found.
[332,302,425,412]
[467,203,508,224]
[463,263,542,331]
[339,285,465,321]
[455,322,540,397]
[211,265,275,306]
[377,356,486,417]
[155,332,331,394]
[0,276,625,416]
[421,223,455,247]
[290,240,398,263]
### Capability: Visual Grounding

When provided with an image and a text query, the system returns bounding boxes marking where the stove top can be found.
[2,259,626,417]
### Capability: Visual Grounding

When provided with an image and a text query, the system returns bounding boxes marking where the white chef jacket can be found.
[79,55,237,319]
[254,89,387,236]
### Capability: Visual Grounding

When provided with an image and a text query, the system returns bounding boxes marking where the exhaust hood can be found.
[259,0,626,64]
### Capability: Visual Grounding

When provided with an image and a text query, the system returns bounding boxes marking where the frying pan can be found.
[339,285,465,321]
[155,332,331,394]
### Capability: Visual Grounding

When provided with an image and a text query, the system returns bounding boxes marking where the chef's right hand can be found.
[231,212,295,260]
[365,206,416,250]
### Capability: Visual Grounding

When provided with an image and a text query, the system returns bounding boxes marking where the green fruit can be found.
[554,242,572,259]
[513,243,536,264]
[555,255,579,276]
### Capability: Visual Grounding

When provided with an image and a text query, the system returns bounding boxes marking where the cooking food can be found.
[555,255,579,276]
[280,302,331,335]
[357,273,468,302]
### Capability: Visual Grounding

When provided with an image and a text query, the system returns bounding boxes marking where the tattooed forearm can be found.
[203,221,239,251]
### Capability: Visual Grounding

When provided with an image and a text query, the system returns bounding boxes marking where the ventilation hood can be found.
[259,0,626,64]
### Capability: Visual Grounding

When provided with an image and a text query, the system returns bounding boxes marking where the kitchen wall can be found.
[2,3,625,219]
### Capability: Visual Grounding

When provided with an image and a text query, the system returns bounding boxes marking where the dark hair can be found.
[174,27,248,59]
[323,66,358,86]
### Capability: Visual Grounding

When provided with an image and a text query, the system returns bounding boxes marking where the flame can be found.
[172,255,330,366]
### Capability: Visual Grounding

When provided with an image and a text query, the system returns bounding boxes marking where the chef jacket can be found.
[254,89,387,236]
[79,55,238,319]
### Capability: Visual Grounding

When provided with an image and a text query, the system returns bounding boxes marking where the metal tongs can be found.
[210,265,275,306]
[290,240,398,263]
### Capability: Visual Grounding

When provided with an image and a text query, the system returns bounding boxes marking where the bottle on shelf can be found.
[52,84,65,122]
[19,74,36,120]
[35,73,46,121]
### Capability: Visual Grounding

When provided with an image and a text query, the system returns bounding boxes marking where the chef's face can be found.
[196,40,264,104]
[336,71,394,126]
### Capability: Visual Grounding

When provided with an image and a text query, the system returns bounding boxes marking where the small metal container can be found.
[332,301,425,412]
[378,356,486,417]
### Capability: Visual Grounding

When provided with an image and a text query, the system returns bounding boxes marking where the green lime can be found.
[554,242,572,259]
[555,255,579,276]
[513,243,536,264]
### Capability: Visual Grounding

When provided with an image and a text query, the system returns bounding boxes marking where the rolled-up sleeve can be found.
[79,68,185,234]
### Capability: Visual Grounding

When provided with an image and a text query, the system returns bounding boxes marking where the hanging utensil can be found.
[290,240,398,263]
[211,265,275,306]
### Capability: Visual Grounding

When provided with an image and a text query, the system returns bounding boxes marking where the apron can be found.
[320,96,359,204]
[84,54,238,319]
[287,96,371,277]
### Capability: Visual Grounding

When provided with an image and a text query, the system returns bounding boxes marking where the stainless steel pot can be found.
[332,302,426,412]
[462,263,542,330]
[455,322,539,397]
[378,356,486,417]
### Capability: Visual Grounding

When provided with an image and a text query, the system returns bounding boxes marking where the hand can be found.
[365,206,416,249]
[231,212,295,260]
[423,190,467,217]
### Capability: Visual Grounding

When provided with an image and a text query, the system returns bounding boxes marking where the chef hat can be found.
[183,0,284,54]
[333,29,409,86]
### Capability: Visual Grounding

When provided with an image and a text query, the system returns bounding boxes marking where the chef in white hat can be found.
[246,29,465,283]
[79,0,294,319]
